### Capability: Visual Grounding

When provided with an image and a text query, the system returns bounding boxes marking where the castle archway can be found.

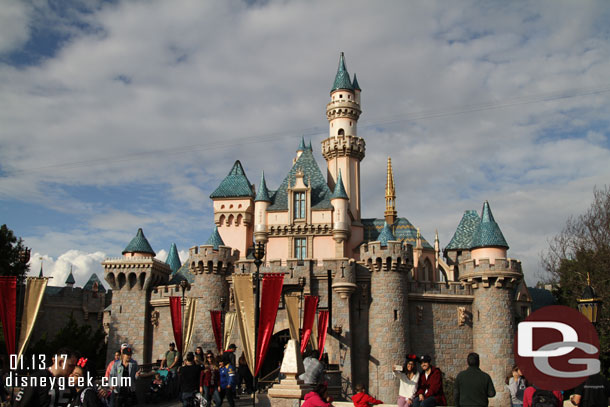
[258,329,291,385]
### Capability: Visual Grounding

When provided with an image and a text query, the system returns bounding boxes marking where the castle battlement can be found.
[188,244,239,274]
[359,240,413,272]
[151,283,192,298]
[103,256,171,291]
[460,257,522,274]
[321,134,366,160]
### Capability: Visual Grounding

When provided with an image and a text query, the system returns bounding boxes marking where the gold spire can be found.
[384,157,397,225]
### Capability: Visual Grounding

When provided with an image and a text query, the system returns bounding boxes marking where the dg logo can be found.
[514,305,600,390]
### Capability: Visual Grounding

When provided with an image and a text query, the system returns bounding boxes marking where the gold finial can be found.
[435,229,439,241]
[417,227,421,239]
[587,272,591,286]
[384,157,397,225]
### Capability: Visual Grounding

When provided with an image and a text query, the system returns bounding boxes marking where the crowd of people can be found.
[1,345,609,407]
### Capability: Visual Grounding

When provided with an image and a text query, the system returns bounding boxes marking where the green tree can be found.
[28,313,108,371]
[542,186,610,375]
[0,224,30,278]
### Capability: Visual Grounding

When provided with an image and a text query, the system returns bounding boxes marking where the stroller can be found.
[145,369,170,403]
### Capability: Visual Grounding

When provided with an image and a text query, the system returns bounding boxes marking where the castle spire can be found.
[297,136,307,152]
[352,73,361,91]
[384,157,397,225]
[331,52,354,93]
[471,201,509,249]
[330,170,348,200]
[206,226,225,250]
[377,221,396,246]
[165,243,182,274]
[38,258,43,278]
[65,266,75,287]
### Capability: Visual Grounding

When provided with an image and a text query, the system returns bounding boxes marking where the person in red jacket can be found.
[302,382,334,407]
[413,355,446,407]
[352,384,383,407]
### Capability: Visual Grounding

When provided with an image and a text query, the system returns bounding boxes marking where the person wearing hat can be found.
[109,346,140,407]
[413,355,446,407]
[393,354,420,407]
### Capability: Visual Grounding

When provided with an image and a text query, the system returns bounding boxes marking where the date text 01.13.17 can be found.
[10,354,68,370]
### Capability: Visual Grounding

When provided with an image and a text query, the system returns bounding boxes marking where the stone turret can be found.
[459,202,522,407]
[103,228,171,363]
[330,170,350,257]
[187,226,240,350]
[360,222,413,401]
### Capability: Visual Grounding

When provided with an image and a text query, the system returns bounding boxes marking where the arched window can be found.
[236,214,243,226]
[227,214,234,226]
[338,128,345,136]
[424,258,433,282]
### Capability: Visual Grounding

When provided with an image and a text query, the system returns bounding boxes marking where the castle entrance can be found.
[258,329,291,388]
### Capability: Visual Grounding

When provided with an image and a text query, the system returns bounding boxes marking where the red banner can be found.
[317,310,329,359]
[255,273,284,376]
[169,297,183,353]
[300,295,319,354]
[0,277,17,355]
[210,310,222,353]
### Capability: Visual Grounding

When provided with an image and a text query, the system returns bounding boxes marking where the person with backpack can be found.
[523,385,563,407]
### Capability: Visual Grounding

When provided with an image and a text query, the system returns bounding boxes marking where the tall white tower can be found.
[322,52,365,221]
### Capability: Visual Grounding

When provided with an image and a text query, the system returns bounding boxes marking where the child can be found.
[352,384,383,407]
[150,372,164,394]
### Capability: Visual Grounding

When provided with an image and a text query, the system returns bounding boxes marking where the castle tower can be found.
[360,222,413,402]
[384,157,397,225]
[330,170,350,257]
[65,267,75,288]
[459,202,522,407]
[188,226,239,350]
[254,171,272,243]
[103,228,171,362]
[210,160,255,258]
[322,52,365,221]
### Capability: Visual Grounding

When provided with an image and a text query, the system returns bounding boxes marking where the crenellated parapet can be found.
[188,244,240,275]
[359,240,413,273]
[459,258,523,289]
[321,134,366,161]
[326,99,361,121]
[103,257,171,291]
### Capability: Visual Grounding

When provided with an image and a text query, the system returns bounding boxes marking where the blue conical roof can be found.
[307,140,313,151]
[65,269,75,285]
[470,201,509,249]
[297,136,307,152]
[206,226,225,250]
[210,160,254,199]
[352,73,361,91]
[377,221,396,246]
[255,171,272,202]
[330,170,348,200]
[165,243,182,273]
[331,52,354,93]
[122,228,156,256]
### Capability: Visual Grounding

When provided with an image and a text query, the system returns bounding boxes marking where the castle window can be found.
[294,192,305,219]
[339,94,343,98]
[338,128,345,136]
[295,238,306,260]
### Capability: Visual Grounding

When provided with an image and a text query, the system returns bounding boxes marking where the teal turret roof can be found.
[210,160,254,199]
[307,140,313,151]
[446,210,480,250]
[331,52,354,93]
[65,270,75,285]
[470,201,509,249]
[330,170,348,200]
[165,243,182,273]
[83,273,106,292]
[122,228,156,256]
[267,148,333,211]
[297,136,307,152]
[206,226,225,250]
[255,172,272,202]
[352,73,361,91]
[38,264,43,278]
[168,262,195,285]
[377,221,396,246]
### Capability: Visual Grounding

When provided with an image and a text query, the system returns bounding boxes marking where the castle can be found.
[102,53,532,406]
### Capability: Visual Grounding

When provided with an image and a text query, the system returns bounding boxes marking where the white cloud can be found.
[0,1,30,53]
[29,250,107,289]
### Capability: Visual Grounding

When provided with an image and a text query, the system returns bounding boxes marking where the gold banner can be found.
[183,298,197,353]
[18,277,48,359]
[285,294,300,341]
[232,274,255,372]
[310,313,318,350]
[223,311,237,351]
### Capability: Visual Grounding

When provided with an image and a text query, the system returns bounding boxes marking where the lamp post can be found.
[252,241,266,407]
[577,272,602,325]
[180,280,190,355]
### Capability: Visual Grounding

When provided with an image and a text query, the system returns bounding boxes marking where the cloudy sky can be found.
[1,0,609,288]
